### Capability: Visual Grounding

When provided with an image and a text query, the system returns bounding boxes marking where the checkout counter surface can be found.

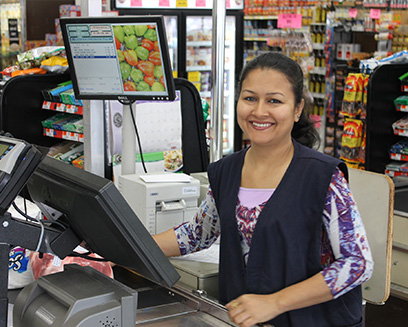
[113,266,235,327]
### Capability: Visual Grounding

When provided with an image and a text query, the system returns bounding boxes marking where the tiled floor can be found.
[365,296,408,327]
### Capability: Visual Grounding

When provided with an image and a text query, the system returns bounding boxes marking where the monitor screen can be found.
[26,155,180,288]
[60,15,176,102]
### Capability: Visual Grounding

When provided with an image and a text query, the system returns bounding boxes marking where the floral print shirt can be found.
[174,168,374,298]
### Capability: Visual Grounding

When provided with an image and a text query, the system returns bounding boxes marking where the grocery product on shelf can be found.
[392,115,408,137]
[389,138,408,161]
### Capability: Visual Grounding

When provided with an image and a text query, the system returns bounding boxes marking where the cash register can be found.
[0,135,44,327]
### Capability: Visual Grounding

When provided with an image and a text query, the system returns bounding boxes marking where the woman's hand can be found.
[225,273,334,327]
[226,294,279,327]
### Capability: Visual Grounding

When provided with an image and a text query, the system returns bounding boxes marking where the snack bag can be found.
[341,74,358,117]
[394,95,408,112]
[8,247,34,289]
[41,55,68,73]
[340,118,364,162]
[341,73,363,117]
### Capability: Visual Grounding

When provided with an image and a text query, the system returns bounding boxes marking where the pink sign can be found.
[196,0,206,6]
[277,14,302,29]
[226,0,231,8]
[370,9,381,20]
[131,0,142,6]
[159,0,170,6]
[348,8,358,18]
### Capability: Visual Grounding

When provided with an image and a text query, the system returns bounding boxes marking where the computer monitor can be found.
[26,155,180,288]
[60,15,176,102]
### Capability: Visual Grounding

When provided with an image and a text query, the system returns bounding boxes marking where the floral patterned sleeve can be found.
[173,187,220,255]
[321,167,374,298]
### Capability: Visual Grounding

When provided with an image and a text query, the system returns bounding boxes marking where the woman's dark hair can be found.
[236,52,320,149]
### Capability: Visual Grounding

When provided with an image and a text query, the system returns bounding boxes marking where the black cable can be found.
[69,252,109,262]
[129,102,148,173]
[11,201,67,230]
[12,201,37,222]
[39,219,67,230]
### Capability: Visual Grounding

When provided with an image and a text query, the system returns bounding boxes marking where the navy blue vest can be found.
[208,140,363,327]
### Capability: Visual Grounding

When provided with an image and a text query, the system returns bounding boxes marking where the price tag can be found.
[348,8,358,18]
[277,14,302,29]
[63,131,79,141]
[397,104,408,112]
[55,103,66,112]
[159,0,170,6]
[370,9,381,20]
[78,134,84,143]
[65,105,75,113]
[44,128,54,137]
[176,0,188,7]
[42,101,51,110]
[196,0,206,6]
[130,0,142,6]
[390,153,401,160]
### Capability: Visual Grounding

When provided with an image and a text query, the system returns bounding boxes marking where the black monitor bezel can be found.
[26,156,180,288]
[60,15,176,102]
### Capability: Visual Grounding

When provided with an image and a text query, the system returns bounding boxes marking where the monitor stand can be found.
[119,99,138,176]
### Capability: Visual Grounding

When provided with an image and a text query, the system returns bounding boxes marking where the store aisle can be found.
[365,296,408,327]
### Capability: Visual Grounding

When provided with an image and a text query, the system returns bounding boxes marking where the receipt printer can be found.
[118,173,200,235]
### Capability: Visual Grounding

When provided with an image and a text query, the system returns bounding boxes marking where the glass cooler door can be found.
[163,15,178,76]
[186,15,236,156]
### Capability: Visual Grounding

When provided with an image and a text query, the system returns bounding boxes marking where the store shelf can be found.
[391,153,408,161]
[43,128,84,143]
[396,104,408,112]
[186,41,232,47]
[394,129,408,137]
[310,67,326,75]
[385,170,408,177]
[42,101,83,115]
[186,65,232,72]
[311,92,325,99]
[244,37,269,41]
[312,43,325,50]
[244,15,278,20]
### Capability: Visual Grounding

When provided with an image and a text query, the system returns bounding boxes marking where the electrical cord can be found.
[12,200,67,253]
[12,201,37,222]
[11,201,67,229]
[34,219,45,253]
[69,252,109,262]
[128,102,148,173]
[11,200,44,251]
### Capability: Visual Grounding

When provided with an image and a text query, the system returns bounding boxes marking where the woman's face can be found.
[237,68,303,148]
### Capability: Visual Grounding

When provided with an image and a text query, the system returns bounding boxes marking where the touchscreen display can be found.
[61,16,176,102]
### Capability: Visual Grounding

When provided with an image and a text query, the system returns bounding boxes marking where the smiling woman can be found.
[153,52,373,327]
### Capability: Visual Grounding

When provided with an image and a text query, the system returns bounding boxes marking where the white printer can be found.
[118,173,200,235]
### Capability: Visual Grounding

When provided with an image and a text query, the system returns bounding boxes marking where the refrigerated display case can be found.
[114,1,244,155]
[0,0,25,70]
